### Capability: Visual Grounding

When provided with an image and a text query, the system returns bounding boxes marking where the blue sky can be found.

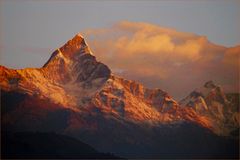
[0,0,239,69]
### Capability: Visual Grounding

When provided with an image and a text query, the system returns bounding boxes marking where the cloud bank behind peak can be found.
[83,21,239,99]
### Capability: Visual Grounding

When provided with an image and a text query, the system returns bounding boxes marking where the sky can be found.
[0,0,239,99]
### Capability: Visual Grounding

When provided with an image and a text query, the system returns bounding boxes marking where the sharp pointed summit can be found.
[0,34,111,106]
[41,34,110,84]
[59,33,93,58]
[43,33,92,68]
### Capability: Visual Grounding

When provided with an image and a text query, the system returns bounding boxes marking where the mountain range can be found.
[0,34,239,158]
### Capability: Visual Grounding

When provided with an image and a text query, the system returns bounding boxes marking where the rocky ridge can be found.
[0,34,239,137]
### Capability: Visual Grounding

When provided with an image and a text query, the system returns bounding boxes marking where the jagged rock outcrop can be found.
[180,80,239,135]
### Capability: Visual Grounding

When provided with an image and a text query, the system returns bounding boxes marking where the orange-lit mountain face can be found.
[1,34,110,108]
[0,34,179,124]
[0,34,239,158]
[0,34,238,134]
[180,81,239,135]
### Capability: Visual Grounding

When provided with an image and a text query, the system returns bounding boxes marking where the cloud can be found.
[83,21,240,99]
[115,34,174,54]
[223,45,240,67]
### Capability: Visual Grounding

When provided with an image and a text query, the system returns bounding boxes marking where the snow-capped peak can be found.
[180,80,227,104]
[43,34,94,68]
[58,33,93,59]
[76,32,84,38]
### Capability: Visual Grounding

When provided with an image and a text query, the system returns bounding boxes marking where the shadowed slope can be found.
[2,131,120,159]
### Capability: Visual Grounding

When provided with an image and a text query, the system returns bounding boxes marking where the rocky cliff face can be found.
[1,34,239,158]
[0,34,110,108]
[0,34,182,125]
[180,80,239,135]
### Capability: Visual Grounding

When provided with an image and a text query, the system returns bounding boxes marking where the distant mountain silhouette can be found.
[1,125,238,159]
[2,131,120,159]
